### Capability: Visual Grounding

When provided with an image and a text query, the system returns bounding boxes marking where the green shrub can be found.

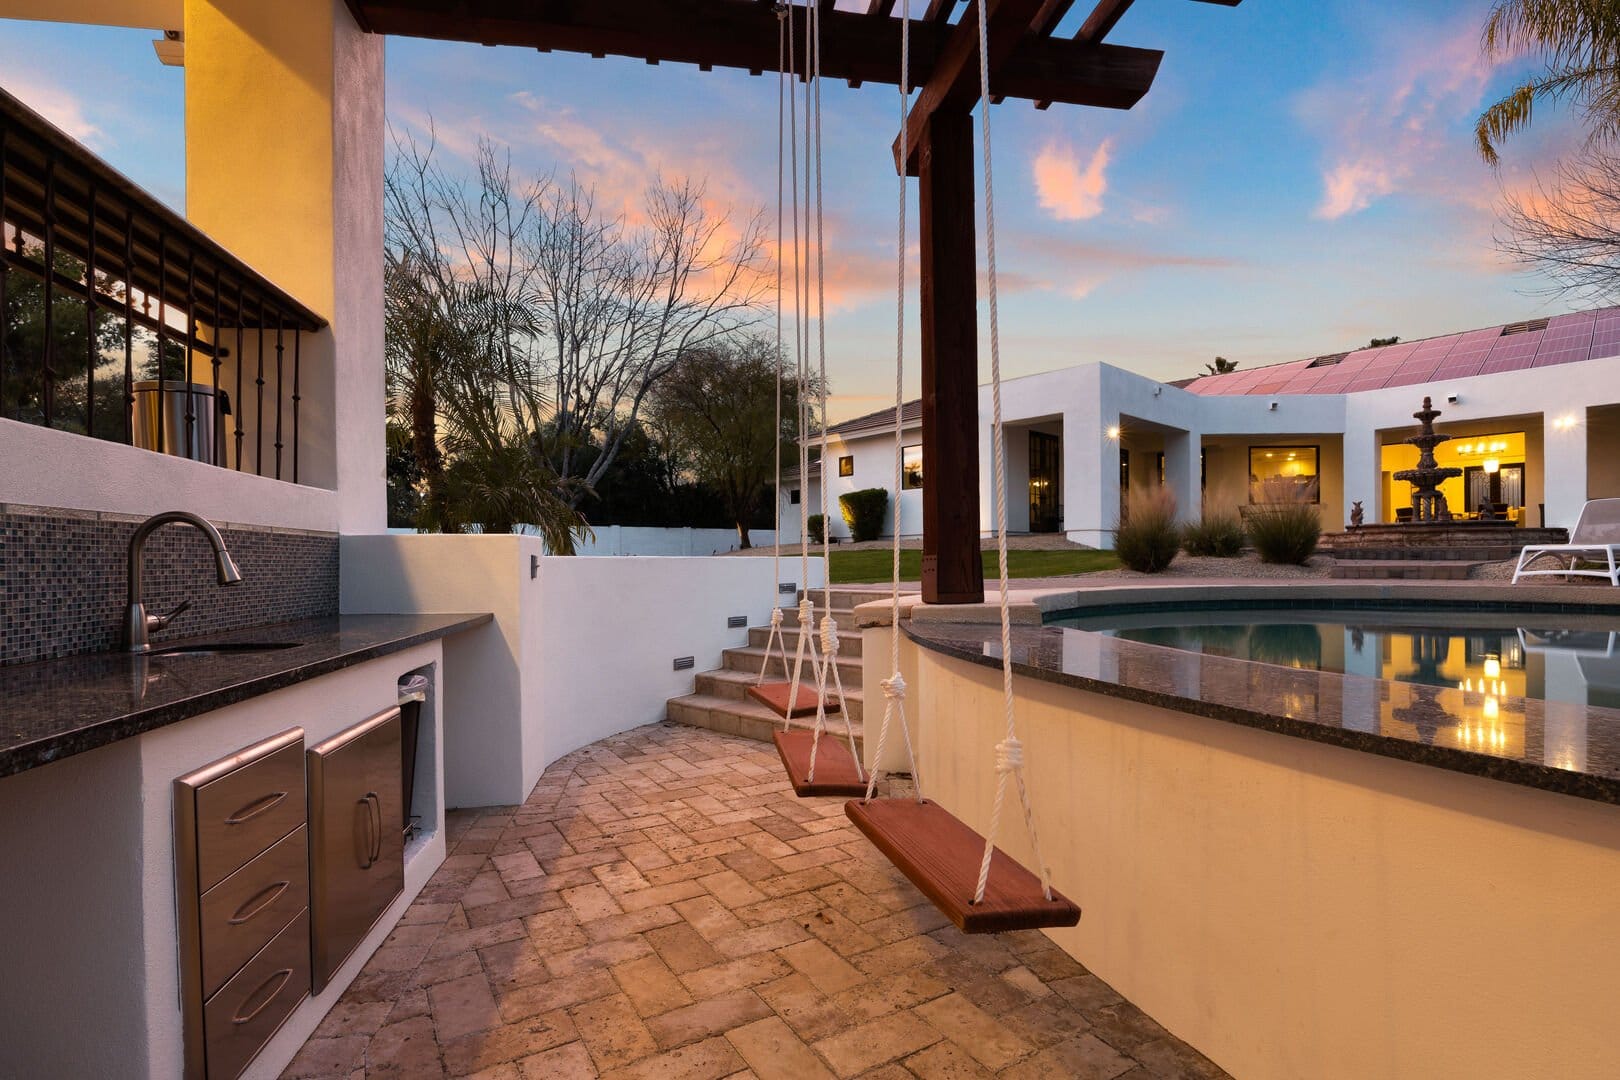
[1113,489,1180,574]
[839,488,888,543]
[1181,512,1246,557]
[807,513,825,545]
[1247,502,1321,565]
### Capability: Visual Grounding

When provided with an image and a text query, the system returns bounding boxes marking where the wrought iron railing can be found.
[0,84,326,482]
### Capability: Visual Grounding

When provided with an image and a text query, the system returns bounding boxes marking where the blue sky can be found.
[0,2,1582,421]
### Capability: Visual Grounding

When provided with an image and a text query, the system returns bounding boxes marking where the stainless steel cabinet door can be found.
[307,707,403,991]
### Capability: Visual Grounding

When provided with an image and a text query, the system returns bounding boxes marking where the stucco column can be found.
[1162,429,1200,525]
[1066,410,1116,549]
[184,0,385,534]
[1542,413,1589,530]
[1341,426,1379,527]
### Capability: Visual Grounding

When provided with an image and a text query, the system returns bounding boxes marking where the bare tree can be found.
[384,123,769,528]
[529,179,769,502]
[1498,149,1620,303]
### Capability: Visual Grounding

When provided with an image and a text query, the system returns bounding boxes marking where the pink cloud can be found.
[1032,138,1113,221]
[1297,14,1538,221]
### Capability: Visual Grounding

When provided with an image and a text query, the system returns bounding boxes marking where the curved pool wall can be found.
[856,582,1620,1080]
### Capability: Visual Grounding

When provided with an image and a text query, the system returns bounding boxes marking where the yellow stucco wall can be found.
[184,0,337,320]
[910,640,1620,1080]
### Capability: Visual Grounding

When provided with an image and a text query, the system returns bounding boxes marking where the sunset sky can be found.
[0,1,1587,422]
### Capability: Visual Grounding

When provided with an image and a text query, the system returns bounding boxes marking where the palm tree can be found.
[1203,356,1238,377]
[1476,0,1620,165]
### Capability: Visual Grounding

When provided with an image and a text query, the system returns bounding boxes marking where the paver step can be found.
[1330,559,1478,580]
[694,666,864,725]
[778,604,861,631]
[748,624,864,658]
[724,644,862,686]
[666,692,867,753]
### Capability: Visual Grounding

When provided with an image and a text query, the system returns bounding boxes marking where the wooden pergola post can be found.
[918,109,984,604]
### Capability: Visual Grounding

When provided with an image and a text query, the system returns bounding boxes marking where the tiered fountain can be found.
[1392,397,1463,522]
[1323,396,1567,577]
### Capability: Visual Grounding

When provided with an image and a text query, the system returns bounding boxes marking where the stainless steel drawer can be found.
[193,735,307,892]
[204,908,310,1080]
[199,825,309,999]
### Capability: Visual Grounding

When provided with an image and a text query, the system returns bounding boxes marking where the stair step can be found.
[725,645,863,686]
[694,667,864,724]
[779,605,861,631]
[749,624,864,658]
[1330,559,1478,580]
[666,693,866,751]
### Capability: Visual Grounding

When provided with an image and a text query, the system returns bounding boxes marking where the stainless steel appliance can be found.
[174,728,310,1080]
[307,707,404,992]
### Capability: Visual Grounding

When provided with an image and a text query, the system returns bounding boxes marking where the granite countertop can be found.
[906,618,1620,806]
[0,613,492,779]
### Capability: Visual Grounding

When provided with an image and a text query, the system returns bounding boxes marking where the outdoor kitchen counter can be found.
[0,612,491,779]
[905,613,1620,807]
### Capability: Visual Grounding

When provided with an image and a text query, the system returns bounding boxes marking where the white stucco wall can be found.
[341,535,824,807]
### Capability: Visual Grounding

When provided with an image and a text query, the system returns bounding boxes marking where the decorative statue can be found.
[1350,500,1364,528]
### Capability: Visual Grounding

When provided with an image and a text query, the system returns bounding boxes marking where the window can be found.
[1248,446,1319,504]
[838,455,854,477]
[790,488,801,505]
[901,445,924,490]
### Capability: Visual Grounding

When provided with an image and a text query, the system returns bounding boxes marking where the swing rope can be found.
[805,0,864,784]
[757,3,792,689]
[863,0,923,806]
[970,0,1053,906]
[781,0,827,722]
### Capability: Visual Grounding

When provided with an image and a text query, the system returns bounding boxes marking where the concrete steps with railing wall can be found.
[667,592,867,750]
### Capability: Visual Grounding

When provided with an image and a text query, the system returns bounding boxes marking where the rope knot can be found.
[774,0,788,17]
[769,606,783,628]
[994,737,1024,774]
[819,614,839,656]
[881,672,907,700]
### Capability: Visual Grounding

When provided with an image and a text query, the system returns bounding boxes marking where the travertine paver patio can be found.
[285,724,1226,1079]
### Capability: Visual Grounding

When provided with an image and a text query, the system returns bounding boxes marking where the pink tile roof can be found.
[1185,307,1620,396]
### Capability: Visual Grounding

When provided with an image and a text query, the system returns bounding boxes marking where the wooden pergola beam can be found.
[350,0,1157,110]
[892,0,1157,174]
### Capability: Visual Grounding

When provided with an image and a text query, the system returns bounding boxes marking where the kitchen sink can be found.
[149,641,304,658]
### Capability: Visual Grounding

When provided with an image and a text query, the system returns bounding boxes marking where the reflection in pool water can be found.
[1050,608,1620,763]
[1054,610,1620,699]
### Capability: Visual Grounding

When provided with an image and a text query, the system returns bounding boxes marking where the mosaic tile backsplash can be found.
[1,505,339,665]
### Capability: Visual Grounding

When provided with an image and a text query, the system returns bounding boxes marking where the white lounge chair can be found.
[1511,498,1620,586]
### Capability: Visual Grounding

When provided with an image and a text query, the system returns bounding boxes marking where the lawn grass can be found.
[827,547,1119,584]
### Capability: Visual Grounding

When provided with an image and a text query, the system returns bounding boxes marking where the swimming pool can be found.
[1049,606,1620,708]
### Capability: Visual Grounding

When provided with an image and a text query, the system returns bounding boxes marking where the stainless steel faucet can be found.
[125,511,244,652]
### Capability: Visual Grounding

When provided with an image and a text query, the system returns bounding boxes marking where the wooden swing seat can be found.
[749,681,840,719]
[773,729,870,797]
[845,797,1081,934]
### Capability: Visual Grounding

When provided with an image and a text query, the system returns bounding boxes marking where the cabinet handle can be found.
[228,880,291,925]
[357,796,375,869]
[225,790,287,825]
[366,792,383,863]
[231,968,294,1025]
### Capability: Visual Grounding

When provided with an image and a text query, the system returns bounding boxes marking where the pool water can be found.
[1050,607,1620,709]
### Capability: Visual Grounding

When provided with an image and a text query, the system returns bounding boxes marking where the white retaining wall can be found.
[341,534,823,807]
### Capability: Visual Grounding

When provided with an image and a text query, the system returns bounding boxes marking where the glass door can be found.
[1029,431,1061,533]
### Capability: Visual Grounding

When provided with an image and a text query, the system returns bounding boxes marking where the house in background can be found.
[785,307,1620,547]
